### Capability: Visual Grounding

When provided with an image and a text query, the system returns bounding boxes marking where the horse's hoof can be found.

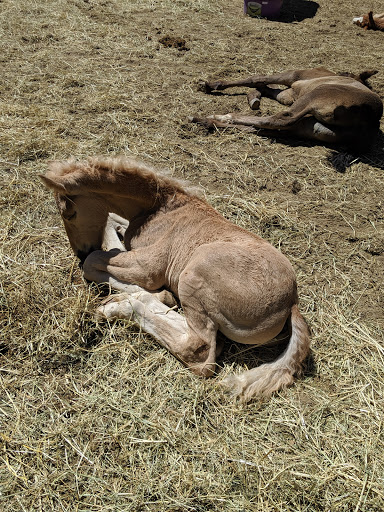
[203,81,223,93]
[249,97,261,110]
[197,80,210,93]
[155,289,177,308]
[188,116,215,129]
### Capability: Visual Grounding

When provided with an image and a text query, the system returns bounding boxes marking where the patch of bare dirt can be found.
[159,35,189,51]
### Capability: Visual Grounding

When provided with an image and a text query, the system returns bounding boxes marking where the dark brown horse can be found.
[191,67,382,149]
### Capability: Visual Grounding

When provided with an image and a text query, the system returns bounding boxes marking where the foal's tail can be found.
[222,305,310,402]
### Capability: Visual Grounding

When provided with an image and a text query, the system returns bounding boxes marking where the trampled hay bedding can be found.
[0,0,383,510]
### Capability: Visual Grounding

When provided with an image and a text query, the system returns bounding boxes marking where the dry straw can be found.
[1,0,383,510]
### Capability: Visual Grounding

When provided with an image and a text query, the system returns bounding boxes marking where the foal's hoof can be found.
[188,116,216,129]
[155,289,177,308]
[95,293,133,321]
[190,362,216,378]
[197,81,210,93]
[248,97,261,110]
[204,81,223,93]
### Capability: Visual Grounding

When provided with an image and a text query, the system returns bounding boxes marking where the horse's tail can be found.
[222,304,310,401]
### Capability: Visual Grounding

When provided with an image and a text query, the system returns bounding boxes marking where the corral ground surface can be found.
[1,0,384,510]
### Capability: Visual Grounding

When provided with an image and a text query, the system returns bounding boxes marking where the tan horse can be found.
[41,157,310,401]
[190,67,383,149]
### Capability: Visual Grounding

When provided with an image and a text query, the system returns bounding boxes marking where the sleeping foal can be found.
[42,157,310,401]
[191,66,383,149]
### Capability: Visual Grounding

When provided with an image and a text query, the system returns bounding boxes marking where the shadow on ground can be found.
[278,0,319,23]
[327,131,384,172]
[217,331,317,380]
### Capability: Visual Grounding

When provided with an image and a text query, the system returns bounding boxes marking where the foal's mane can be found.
[46,157,203,199]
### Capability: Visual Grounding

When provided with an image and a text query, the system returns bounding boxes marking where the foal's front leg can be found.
[102,213,129,251]
[84,244,176,306]
[203,68,334,93]
[86,249,220,376]
[83,248,165,291]
[97,290,219,377]
[201,71,301,112]
[204,70,301,94]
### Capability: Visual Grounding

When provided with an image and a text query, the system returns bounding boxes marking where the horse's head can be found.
[41,168,109,263]
[54,191,109,263]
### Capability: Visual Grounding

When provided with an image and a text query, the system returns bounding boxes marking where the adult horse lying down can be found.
[190,67,383,149]
[41,157,310,401]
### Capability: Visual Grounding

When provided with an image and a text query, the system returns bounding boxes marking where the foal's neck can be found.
[94,165,184,220]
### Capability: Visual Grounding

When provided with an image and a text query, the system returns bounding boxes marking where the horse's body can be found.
[191,67,383,149]
[41,157,310,401]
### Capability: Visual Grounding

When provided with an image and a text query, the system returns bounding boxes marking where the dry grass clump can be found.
[1,0,384,510]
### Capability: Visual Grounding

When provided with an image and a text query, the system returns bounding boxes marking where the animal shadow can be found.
[327,130,384,172]
[278,0,319,23]
[217,332,316,380]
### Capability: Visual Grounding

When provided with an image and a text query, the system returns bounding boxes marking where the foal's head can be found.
[54,191,109,263]
[42,156,200,262]
[41,164,109,263]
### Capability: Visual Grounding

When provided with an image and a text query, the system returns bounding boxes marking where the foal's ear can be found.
[39,174,67,192]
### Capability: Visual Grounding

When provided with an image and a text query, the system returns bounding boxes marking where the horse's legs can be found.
[205,71,300,93]
[99,215,143,294]
[204,68,334,93]
[102,213,129,251]
[88,247,221,375]
[247,89,262,110]
[195,90,318,130]
[258,85,295,106]
[96,290,219,376]
[192,114,343,144]
[191,98,346,144]
[83,246,177,307]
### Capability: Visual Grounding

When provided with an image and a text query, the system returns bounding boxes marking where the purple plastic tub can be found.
[244,0,283,19]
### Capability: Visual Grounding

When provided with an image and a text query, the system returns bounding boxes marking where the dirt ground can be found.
[1,0,384,510]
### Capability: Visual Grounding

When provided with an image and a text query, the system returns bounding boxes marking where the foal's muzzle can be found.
[77,247,96,266]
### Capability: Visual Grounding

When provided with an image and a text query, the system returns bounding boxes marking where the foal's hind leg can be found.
[97,290,219,376]
[194,114,343,144]
[193,93,316,132]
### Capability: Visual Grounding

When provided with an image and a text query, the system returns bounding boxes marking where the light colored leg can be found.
[96,275,177,307]
[102,213,129,251]
[96,291,217,376]
[198,114,342,144]
[84,244,178,306]
[99,215,142,294]
[96,291,188,351]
